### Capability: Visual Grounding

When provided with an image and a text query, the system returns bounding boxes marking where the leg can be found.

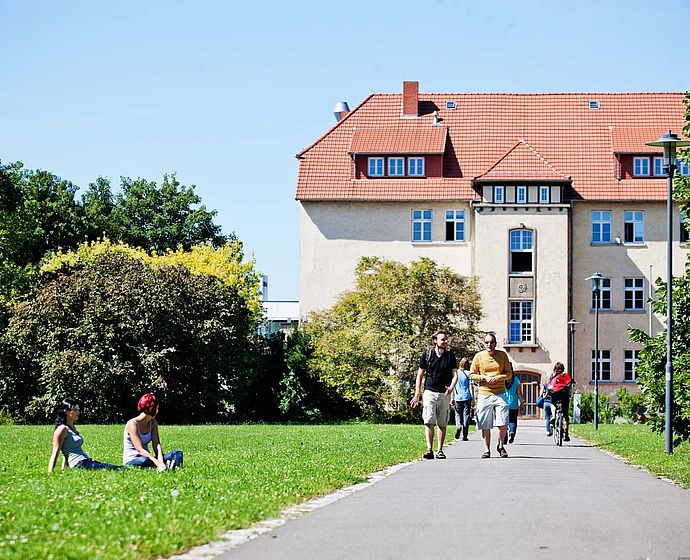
[482,429,491,453]
[545,402,553,434]
[424,423,435,452]
[495,396,510,457]
[124,455,156,468]
[461,400,472,440]
[508,408,518,443]
[163,450,183,469]
[437,425,447,452]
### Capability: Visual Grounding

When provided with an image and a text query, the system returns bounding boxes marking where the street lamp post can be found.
[646,131,690,454]
[587,273,604,430]
[567,319,578,382]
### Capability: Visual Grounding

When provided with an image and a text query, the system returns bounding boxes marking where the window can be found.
[368,157,384,177]
[494,186,504,203]
[624,350,640,382]
[677,158,690,176]
[445,210,465,242]
[591,278,611,310]
[624,211,644,244]
[624,278,645,310]
[633,157,650,176]
[412,209,432,242]
[681,212,689,244]
[388,157,404,176]
[510,229,533,273]
[517,186,527,204]
[408,157,425,177]
[591,349,611,381]
[654,157,665,176]
[539,186,550,204]
[592,211,612,244]
[509,301,533,343]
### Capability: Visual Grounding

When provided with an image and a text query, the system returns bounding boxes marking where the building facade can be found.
[295,81,687,412]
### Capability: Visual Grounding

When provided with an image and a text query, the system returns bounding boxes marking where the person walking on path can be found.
[470,333,512,459]
[410,330,458,459]
[452,357,473,441]
[504,366,523,444]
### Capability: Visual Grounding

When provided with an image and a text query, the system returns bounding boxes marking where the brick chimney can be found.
[402,81,418,117]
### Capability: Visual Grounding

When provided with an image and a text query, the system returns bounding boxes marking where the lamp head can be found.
[587,272,604,291]
[646,130,690,163]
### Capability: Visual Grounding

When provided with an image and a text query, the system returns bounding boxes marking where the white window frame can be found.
[633,157,650,177]
[592,210,612,244]
[539,186,550,204]
[517,185,527,204]
[412,209,432,242]
[677,158,690,176]
[509,229,533,274]
[509,301,533,344]
[494,186,504,203]
[591,349,611,382]
[654,156,665,176]
[624,278,645,311]
[624,350,640,382]
[624,210,645,244]
[445,210,465,242]
[408,157,425,177]
[368,157,384,177]
[591,278,611,311]
[388,157,404,176]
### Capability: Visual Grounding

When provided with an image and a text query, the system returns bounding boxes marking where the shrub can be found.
[578,391,616,424]
[616,387,646,423]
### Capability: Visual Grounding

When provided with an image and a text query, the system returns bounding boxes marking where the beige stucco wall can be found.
[571,201,690,393]
[300,201,473,314]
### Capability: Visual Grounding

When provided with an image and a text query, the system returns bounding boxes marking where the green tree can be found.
[0,250,252,423]
[304,257,482,419]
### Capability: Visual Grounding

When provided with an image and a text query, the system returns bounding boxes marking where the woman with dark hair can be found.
[123,393,183,470]
[48,398,122,472]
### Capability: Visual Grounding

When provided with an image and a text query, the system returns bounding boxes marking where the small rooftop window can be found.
[589,100,600,109]
[445,101,457,109]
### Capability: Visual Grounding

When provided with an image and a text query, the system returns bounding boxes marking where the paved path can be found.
[210,421,690,560]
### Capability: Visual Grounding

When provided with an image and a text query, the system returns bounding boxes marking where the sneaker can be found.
[508,432,515,444]
[435,450,446,459]
[547,428,553,436]
[564,433,570,442]
[462,437,469,441]
[455,428,461,440]
[422,450,434,460]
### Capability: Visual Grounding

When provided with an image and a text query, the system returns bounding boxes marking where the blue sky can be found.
[1,0,688,300]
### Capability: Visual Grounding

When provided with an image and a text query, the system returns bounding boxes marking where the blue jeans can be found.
[508,408,519,435]
[125,450,183,469]
[75,458,123,470]
[453,399,472,439]
[544,401,554,432]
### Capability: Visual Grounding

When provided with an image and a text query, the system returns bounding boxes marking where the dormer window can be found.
[633,157,650,176]
[517,186,527,204]
[494,186,504,203]
[539,186,550,204]
[408,157,425,176]
[654,157,665,176]
[368,157,384,177]
[388,157,405,176]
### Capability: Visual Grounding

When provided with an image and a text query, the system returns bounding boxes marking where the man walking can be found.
[410,330,458,459]
[470,333,512,459]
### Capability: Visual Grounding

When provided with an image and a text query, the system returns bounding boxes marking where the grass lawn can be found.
[571,423,690,489]
[0,423,429,560]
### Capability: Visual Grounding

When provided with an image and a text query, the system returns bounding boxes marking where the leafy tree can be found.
[0,251,252,423]
[304,257,482,419]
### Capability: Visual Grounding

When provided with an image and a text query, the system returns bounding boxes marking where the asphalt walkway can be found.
[210,420,690,560]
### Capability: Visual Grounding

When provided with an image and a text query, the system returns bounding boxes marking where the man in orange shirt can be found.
[470,333,512,459]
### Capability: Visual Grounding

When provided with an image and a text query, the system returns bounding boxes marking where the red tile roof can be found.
[350,125,447,154]
[296,90,687,201]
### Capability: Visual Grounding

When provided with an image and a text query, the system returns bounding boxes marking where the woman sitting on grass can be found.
[48,398,122,472]
[123,393,183,470]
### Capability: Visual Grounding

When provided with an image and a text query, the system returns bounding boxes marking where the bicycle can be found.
[552,401,565,446]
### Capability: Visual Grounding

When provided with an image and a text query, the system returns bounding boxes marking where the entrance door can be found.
[516,371,541,418]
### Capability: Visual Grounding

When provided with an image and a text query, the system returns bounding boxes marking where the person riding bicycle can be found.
[545,362,573,441]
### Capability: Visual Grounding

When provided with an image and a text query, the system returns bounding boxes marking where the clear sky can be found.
[1,0,688,300]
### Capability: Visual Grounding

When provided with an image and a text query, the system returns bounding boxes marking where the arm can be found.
[151,420,164,463]
[445,368,458,396]
[468,355,483,383]
[409,368,425,408]
[126,420,166,470]
[48,426,67,473]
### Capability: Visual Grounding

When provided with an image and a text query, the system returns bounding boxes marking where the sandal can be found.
[497,446,509,458]
[422,449,434,460]
[481,451,491,459]
[435,450,446,459]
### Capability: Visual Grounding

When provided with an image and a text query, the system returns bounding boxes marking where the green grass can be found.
[0,423,428,560]
[571,423,690,489]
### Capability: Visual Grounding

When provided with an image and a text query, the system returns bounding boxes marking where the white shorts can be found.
[422,390,451,427]
[476,393,509,430]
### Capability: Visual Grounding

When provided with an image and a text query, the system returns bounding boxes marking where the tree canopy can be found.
[304,257,482,419]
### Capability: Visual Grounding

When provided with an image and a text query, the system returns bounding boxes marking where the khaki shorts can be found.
[476,393,509,430]
[422,390,451,427]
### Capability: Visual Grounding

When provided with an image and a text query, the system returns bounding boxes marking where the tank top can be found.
[61,425,89,468]
[123,421,153,464]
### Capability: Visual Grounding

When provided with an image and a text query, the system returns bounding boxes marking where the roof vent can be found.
[445,101,457,109]
[333,101,350,122]
[588,100,600,110]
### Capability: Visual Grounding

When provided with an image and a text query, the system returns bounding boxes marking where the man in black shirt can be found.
[410,330,458,459]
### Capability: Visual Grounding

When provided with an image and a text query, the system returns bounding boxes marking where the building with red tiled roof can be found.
[296,81,688,411]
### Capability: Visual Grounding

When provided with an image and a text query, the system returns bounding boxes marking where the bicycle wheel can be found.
[555,414,563,446]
